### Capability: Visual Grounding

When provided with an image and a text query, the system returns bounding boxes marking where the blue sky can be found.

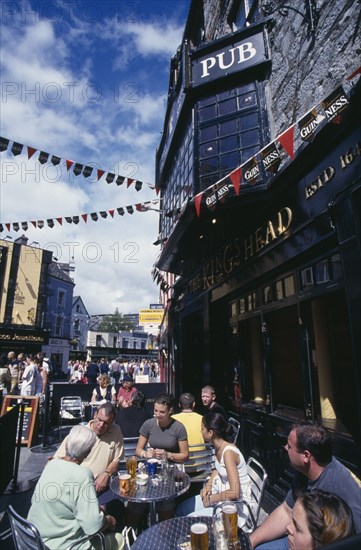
[0,0,190,315]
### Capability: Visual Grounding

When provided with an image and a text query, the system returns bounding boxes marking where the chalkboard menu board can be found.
[1,396,39,447]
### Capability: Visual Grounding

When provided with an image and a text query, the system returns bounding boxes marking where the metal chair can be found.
[228,416,241,444]
[241,457,268,532]
[184,443,215,483]
[8,505,106,550]
[58,396,85,438]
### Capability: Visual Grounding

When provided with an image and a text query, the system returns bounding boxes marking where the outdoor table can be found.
[109,467,191,526]
[131,516,215,550]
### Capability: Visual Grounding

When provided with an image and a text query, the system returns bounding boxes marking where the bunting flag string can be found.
[151,267,170,292]
[0,136,156,192]
[189,67,360,217]
[0,200,161,234]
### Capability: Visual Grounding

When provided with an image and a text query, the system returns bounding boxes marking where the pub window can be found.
[301,266,314,288]
[113,336,117,347]
[231,301,238,318]
[240,298,246,314]
[276,280,283,300]
[96,334,102,346]
[264,285,273,304]
[330,253,342,279]
[74,319,80,332]
[315,259,330,284]
[284,275,295,297]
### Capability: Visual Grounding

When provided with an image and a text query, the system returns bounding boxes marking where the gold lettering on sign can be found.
[305,166,335,199]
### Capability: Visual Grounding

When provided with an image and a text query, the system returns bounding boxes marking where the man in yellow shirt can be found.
[173,393,204,449]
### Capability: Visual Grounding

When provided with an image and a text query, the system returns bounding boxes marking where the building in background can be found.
[154,0,361,496]
[86,328,156,363]
[0,235,52,354]
[70,296,90,357]
[42,262,75,374]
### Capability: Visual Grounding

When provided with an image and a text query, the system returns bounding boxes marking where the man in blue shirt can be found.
[250,421,361,549]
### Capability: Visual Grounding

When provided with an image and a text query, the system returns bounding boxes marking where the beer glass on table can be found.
[190,523,208,550]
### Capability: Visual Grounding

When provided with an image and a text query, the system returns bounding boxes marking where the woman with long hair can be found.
[177,412,252,517]
[287,490,354,549]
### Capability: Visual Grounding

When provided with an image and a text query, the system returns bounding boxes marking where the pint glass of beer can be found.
[222,502,238,543]
[118,473,131,493]
[190,522,209,550]
[126,456,137,479]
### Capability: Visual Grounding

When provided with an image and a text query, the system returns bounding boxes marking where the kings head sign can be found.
[191,27,267,87]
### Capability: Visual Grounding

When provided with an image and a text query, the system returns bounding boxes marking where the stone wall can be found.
[202,0,361,137]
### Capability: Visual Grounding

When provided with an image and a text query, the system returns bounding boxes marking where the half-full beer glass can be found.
[190,522,209,550]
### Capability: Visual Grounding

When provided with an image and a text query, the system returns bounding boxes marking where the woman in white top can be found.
[21,355,37,396]
[90,374,116,403]
[177,412,252,518]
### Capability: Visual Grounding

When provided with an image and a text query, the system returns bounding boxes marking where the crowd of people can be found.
[0,350,50,397]
[68,358,160,385]
[20,379,360,549]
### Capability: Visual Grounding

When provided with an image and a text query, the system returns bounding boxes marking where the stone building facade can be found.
[155,0,361,502]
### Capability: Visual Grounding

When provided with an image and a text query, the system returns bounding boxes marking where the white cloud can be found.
[0,2,186,314]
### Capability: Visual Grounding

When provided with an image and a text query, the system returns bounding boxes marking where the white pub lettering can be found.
[201,42,257,78]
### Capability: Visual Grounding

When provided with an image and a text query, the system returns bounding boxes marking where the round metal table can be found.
[131,516,215,550]
[110,467,191,525]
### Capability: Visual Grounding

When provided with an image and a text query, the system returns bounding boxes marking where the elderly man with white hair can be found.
[28,425,124,549]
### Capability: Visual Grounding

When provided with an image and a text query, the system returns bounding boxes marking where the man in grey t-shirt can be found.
[250,422,361,550]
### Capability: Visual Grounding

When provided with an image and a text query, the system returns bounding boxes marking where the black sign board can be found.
[191,27,267,87]
[1,396,39,447]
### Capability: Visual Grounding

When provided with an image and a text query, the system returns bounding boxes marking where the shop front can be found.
[157,85,361,501]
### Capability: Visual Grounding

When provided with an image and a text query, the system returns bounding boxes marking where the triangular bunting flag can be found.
[106,173,115,184]
[73,163,83,176]
[21,222,28,231]
[47,219,55,228]
[135,180,142,191]
[116,176,125,186]
[155,186,160,195]
[38,151,49,164]
[83,166,93,178]
[72,216,80,224]
[81,214,88,222]
[97,169,105,180]
[27,146,37,159]
[90,212,98,221]
[11,142,23,156]
[56,218,63,225]
[13,222,20,232]
[37,220,44,229]
[261,143,281,174]
[51,155,61,166]
[127,178,134,188]
[0,137,9,152]
[65,217,73,224]
[6,223,11,231]
[108,209,115,218]
[243,157,260,185]
[100,211,108,218]
[126,205,134,214]
[194,193,203,217]
[278,125,295,159]
[66,160,74,171]
[0,224,4,232]
[117,207,125,216]
[229,168,242,196]
[31,221,37,228]
[321,86,349,123]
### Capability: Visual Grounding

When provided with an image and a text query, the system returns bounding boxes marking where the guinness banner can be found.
[260,143,281,175]
[298,108,325,142]
[243,156,260,185]
[321,86,349,123]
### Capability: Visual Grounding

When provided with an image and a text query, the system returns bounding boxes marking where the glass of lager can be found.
[190,522,208,550]
[222,502,238,543]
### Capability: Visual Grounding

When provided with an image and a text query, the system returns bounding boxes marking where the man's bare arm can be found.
[250,501,292,549]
